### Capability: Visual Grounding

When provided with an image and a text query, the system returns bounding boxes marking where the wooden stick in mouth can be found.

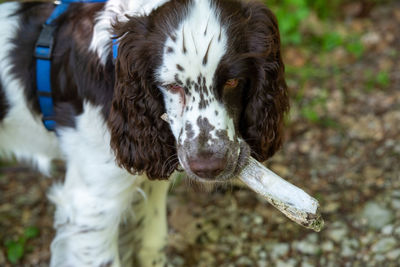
[238,157,324,232]
[161,113,324,231]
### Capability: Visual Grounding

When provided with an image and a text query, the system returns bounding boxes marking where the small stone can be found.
[301,261,314,267]
[362,253,371,262]
[257,260,268,267]
[241,216,250,224]
[345,114,384,141]
[391,190,400,198]
[232,245,243,256]
[258,250,267,259]
[381,225,394,235]
[324,202,340,213]
[240,232,248,240]
[253,215,263,225]
[322,241,334,252]
[198,251,215,266]
[363,166,383,180]
[327,227,348,243]
[360,232,375,245]
[270,243,290,259]
[346,239,359,249]
[236,256,253,265]
[371,237,397,253]
[395,227,400,236]
[362,202,394,229]
[361,31,380,46]
[373,254,386,262]
[295,240,320,255]
[276,259,297,267]
[207,229,219,242]
[170,256,185,266]
[341,239,358,257]
[386,249,400,260]
[342,250,354,260]
[250,245,262,258]
[306,233,318,243]
[391,199,400,209]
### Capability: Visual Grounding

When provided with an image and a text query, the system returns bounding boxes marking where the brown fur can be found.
[109,13,180,179]
[108,0,289,179]
[240,2,289,161]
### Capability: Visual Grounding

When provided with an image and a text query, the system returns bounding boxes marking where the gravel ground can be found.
[1,2,400,266]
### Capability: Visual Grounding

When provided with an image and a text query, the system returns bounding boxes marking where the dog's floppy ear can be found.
[240,2,289,162]
[108,17,178,179]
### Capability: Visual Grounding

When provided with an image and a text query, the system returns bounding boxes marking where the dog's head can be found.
[108,0,289,182]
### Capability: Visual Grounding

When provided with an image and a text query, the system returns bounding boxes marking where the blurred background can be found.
[1,0,399,266]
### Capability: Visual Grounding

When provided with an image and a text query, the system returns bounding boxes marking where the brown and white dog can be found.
[0,0,288,266]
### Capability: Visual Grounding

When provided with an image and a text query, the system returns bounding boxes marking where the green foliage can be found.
[375,71,390,87]
[345,38,365,58]
[5,240,24,264]
[266,0,366,57]
[4,226,39,264]
[270,0,310,45]
[301,106,320,123]
[320,32,344,52]
[24,226,40,239]
[304,0,342,19]
[364,69,391,91]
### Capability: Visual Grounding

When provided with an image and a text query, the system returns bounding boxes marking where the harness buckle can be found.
[42,116,56,131]
[34,24,57,60]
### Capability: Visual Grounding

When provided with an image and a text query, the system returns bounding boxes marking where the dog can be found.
[0,0,289,266]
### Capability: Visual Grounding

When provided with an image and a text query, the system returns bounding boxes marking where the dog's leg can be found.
[119,179,170,267]
[48,103,140,267]
[48,161,140,267]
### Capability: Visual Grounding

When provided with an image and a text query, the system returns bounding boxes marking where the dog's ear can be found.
[240,2,289,162]
[108,17,178,179]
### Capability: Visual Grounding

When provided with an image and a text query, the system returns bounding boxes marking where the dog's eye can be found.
[167,84,183,93]
[224,78,239,90]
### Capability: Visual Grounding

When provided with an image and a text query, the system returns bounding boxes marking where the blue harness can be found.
[35,0,118,131]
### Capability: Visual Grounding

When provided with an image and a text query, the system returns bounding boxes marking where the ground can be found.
[1,1,400,266]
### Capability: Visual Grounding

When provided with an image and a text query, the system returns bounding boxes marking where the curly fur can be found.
[240,3,289,161]
[109,16,178,179]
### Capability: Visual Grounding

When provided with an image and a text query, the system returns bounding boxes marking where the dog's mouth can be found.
[177,140,251,183]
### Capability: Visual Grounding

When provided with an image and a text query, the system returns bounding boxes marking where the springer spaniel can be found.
[0,0,288,266]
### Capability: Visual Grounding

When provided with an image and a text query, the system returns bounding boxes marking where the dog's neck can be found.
[90,0,170,64]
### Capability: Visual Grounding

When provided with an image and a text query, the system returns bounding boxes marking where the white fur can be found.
[0,2,61,174]
[47,103,170,266]
[156,0,236,147]
[90,0,170,64]
[127,179,170,267]
[0,2,172,265]
[48,103,144,266]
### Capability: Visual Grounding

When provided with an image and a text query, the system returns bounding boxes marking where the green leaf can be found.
[301,106,320,123]
[24,226,40,239]
[322,32,343,51]
[346,40,364,58]
[6,241,24,264]
[376,71,390,87]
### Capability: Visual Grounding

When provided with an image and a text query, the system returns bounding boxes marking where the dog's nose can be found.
[188,153,227,179]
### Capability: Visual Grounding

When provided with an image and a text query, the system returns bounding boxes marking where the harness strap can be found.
[113,37,118,60]
[35,0,117,131]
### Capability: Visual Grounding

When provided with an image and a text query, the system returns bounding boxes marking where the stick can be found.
[238,157,324,232]
[160,113,324,231]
